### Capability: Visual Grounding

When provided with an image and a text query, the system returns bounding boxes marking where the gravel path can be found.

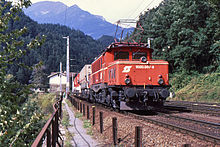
[63,100,100,147]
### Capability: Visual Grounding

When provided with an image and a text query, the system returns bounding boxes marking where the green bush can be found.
[36,93,57,116]
[170,72,220,103]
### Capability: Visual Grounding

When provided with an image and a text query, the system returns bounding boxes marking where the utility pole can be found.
[63,36,70,95]
[60,62,62,96]
[148,38,154,48]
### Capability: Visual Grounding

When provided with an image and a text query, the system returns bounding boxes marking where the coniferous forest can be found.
[131,0,220,102]
[8,13,104,85]
[133,0,219,73]
[0,0,219,145]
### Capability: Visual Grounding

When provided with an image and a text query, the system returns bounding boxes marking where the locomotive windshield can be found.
[132,52,147,60]
[114,51,129,60]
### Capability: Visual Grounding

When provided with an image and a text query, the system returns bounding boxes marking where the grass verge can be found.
[31,93,57,120]
[83,120,93,135]
[169,72,220,103]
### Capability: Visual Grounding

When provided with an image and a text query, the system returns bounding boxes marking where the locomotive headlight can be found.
[140,56,147,62]
[158,78,164,85]
[125,78,131,85]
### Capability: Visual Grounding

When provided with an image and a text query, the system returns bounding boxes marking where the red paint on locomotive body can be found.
[74,42,171,110]
[90,42,169,87]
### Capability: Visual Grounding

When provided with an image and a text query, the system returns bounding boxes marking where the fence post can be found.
[92,106,95,125]
[100,112,103,133]
[74,99,76,108]
[70,97,73,104]
[72,98,75,107]
[80,103,82,113]
[53,110,59,146]
[87,105,90,119]
[83,104,85,116]
[46,128,51,146]
[112,117,117,146]
[52,118,56,146]
[135,126,142,147]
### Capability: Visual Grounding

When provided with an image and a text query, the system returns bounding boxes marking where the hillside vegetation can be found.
[131,0,220,102]
[133,0,219,73]
[170,72,220,103]
[7,11,103,85]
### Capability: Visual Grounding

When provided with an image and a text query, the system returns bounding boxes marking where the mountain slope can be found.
[24,1,119,39]
[8,12,103,84]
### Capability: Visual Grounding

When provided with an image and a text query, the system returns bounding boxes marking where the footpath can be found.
[61,100,101,147]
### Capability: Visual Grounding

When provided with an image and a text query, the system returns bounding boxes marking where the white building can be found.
[48,72,76,93]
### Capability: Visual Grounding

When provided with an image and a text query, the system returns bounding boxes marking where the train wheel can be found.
[101,90,107,103]
[112,99,117,109]
[89,93,95,103]
[106,94,111,105]
[111,98,120,109]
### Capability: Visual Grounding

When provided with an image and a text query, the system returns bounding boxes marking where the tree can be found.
[133,0,219,73]
[0,0,45,145]
[29,63,48,91]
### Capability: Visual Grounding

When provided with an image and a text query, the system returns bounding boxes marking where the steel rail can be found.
[165,101,220,111]
[127,112,220,145]
[164,102,220,116]
[157,113,220,127]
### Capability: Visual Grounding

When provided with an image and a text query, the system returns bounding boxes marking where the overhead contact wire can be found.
[134,0,155,20]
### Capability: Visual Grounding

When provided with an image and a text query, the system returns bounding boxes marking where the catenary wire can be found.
[134,0,155,20]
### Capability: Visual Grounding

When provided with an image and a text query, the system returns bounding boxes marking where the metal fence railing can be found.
[32,96,63,147]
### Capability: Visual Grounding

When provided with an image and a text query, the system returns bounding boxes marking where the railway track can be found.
[110,104,220,145]
[125,111,220,145]
[165,101,220,116]
[158,113,220,128]
[70,96,220,145]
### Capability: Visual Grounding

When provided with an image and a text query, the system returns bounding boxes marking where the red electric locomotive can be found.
[89,42,170,110]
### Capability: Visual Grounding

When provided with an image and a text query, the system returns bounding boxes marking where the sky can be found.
[24,0,163,24]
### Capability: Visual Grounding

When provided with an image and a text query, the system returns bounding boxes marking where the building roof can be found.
[48,72,76,78]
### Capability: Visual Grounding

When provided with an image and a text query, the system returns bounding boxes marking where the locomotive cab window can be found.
[132,52,147,60]
[114,51,129,60]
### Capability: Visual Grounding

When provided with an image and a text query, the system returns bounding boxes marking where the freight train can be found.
[72,41,171,110]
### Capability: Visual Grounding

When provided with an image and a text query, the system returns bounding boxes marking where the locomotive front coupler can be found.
[153,91,160,102]
[142,91,148,103]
